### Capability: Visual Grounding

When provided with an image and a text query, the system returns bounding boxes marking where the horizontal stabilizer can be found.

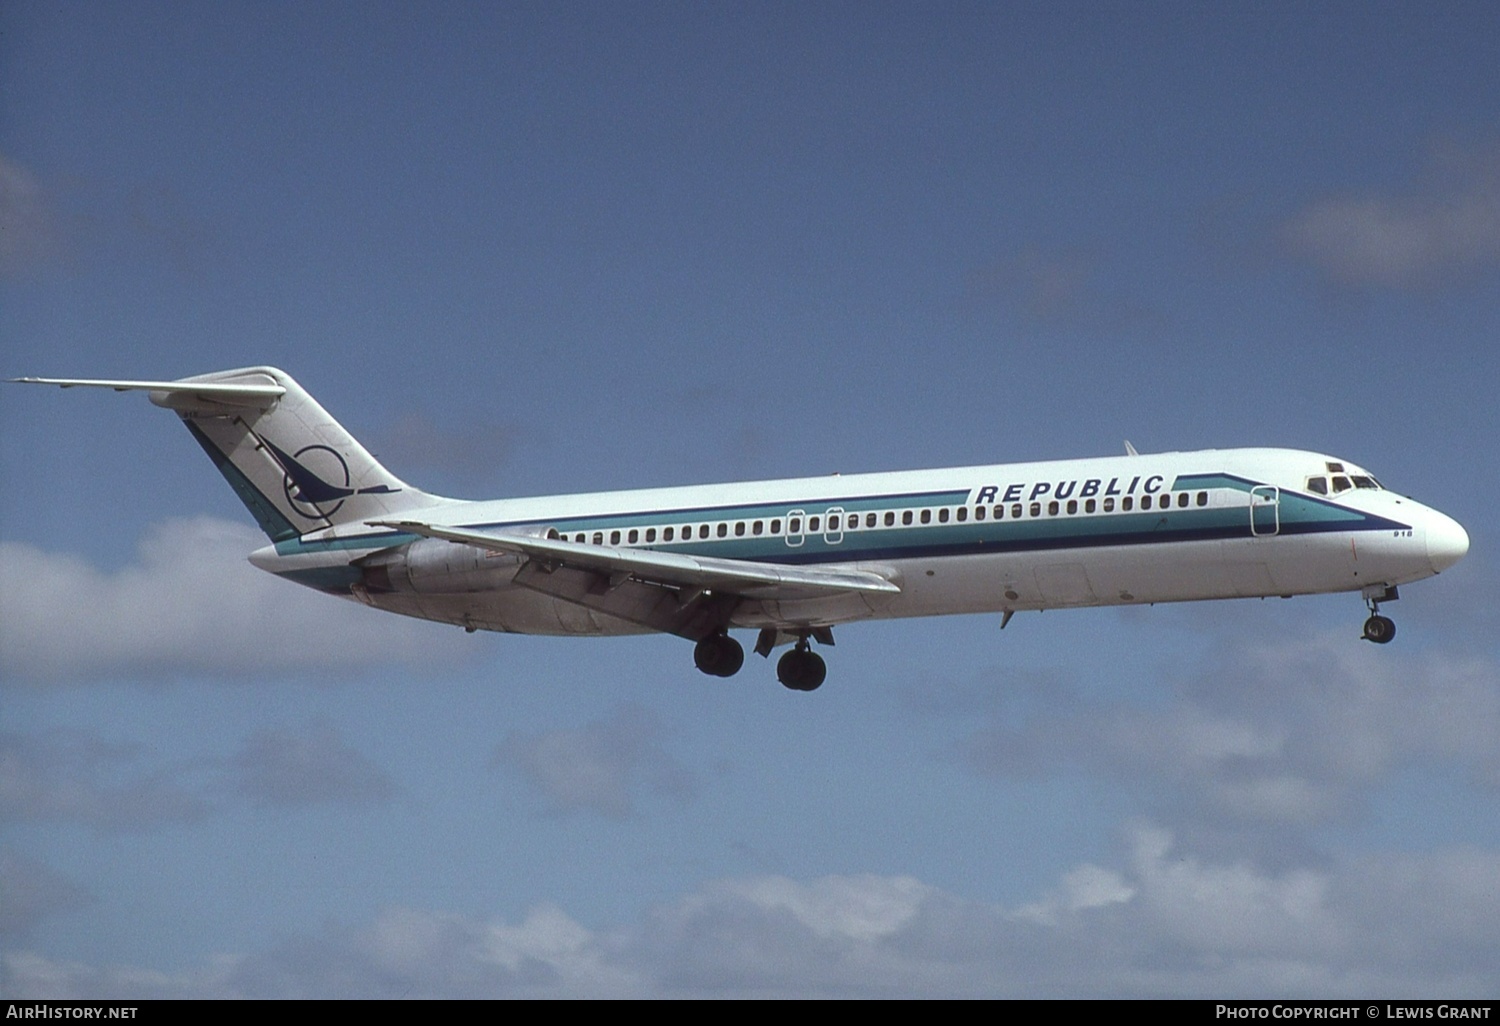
[11,376,285,411]
[368,520,902,600]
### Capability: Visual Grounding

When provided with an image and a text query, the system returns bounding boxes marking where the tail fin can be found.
[13,366,442,541]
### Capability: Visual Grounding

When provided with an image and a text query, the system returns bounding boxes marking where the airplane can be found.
[13,366,1469,691]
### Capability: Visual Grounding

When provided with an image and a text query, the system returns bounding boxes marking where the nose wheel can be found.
[1362,587,1398,644]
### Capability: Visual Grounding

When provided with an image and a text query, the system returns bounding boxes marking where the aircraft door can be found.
[1250,486,1280,536]
[824,506,845,545]
[785,509,805,547]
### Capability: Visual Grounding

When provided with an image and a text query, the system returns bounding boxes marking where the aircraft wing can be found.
[367,519,901,601]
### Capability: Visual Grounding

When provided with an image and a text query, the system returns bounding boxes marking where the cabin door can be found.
[1250,485,1280,536]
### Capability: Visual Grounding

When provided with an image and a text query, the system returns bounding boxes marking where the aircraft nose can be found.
[1426,510,1470,574]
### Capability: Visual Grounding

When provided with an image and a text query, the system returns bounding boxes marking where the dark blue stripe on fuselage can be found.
[278,492,1411,568]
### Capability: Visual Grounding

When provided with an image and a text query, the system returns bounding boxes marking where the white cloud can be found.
[0,517,464,684]
[1280,143,1500,289]
[960,634,1500,827]
[7,828,1498,997]
[492,704,696,819]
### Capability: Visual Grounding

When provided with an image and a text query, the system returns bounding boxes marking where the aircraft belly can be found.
[360,586,646,636]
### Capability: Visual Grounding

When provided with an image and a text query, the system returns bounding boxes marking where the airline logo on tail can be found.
[260,439,400,521]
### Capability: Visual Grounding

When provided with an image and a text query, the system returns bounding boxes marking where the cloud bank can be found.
[0,517,464,684]
[6,825,1497,998]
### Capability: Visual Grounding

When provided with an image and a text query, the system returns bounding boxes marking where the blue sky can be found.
[2,1,1498,997]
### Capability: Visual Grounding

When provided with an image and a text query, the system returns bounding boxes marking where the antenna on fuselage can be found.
[1124,440,1140,456]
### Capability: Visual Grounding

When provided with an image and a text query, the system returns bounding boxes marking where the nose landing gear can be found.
[1361,585,1398,645]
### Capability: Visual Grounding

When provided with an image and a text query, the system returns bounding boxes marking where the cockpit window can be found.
[1308,472,1382,495]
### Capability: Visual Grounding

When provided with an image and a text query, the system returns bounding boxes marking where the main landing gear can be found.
[693,633,745,677]
[1361,585,1398,645]
[692,629,830,691]
[776,641,827,692]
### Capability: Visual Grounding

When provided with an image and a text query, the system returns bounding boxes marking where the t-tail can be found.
[12,366,442,541]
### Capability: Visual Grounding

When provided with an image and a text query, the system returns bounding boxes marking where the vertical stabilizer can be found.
[12,367,443,542]
[158,366,440,541]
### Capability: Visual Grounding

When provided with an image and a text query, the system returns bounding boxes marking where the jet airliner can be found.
[14,366,1469,690]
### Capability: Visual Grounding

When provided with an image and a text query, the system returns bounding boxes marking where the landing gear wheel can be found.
[694,634,745,677]
[777,648,827,691]
[1362,615,1396,644]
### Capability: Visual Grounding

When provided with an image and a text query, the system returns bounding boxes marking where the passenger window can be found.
[975,506,986,521]
[1012,504,1023,519]
[885,512,896,527]
[610,530,621,545]
[771,519,781,534]
[734,522,745,536]
[920,510,931,524]
[628,529,639,543]
[1103,497,1114,512]
[1122,497,1133,511]
[1046,501,1058,515]
[753,521,763,535]
[1067,500,1078,515]
[791,518,803,534]
[1085,499,1095,513]
[592,532,604,545]
[717,523,728,537]
[574,533,585,543]
[699,525,709,539]
[1197,492,1207,506]
[646,528,656,543]
[902,510,913,525]
[938,508,949,523]
[866,512,877,528]
[956,506,967,522]
[1029,502,1041,517]
[809,516,821,532]
[1177,493,1188,508]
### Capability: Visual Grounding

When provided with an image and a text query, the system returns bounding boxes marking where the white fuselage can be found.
[251,447,1468,637]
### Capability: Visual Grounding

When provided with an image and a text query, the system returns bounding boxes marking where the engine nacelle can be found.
[358,536,525,594]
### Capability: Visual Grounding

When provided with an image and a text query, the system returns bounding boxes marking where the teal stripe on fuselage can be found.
[508,487,974,537]
[274,478,1408,566]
